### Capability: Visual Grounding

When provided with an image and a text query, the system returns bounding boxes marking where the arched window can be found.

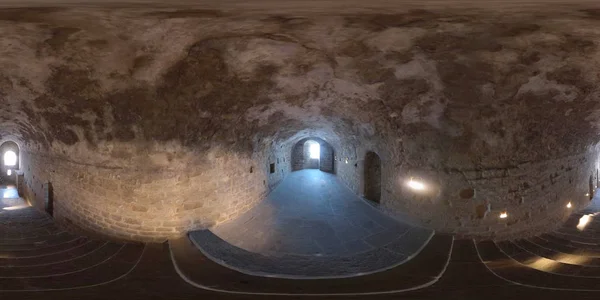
[0,141,19,170]
[4,151,17,166]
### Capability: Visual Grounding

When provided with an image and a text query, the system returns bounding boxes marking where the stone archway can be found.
[291,138,334,173]
[364,151,381,204]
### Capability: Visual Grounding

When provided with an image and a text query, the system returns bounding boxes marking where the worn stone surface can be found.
[209,169,420,257]
[0,3,599,240]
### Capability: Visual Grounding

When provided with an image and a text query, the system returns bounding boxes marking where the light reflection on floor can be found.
[0,186,28,210]
[1,187,19,199]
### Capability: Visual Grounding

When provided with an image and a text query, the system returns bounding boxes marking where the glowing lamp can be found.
[566,202,572,208]
[499,212,508,219]
[407,177,426,191]
[6,169,11,176]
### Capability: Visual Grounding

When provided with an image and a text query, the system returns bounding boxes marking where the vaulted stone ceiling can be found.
[1,2,600,241]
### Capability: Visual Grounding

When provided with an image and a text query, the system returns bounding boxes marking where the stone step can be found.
[476,240,600,290]
[0,237,89,258]
[542,233,600,250]
[0,242,122,277]
[515,238,600,266]
[529,236,600,257]
[0,232,81,251]
[0,226,65,240]
[169,234,453,294]
[496,240,600,277]
[550,231,600,244]
[0,243,144,291]
[0,240,105,267]
[0,231,75,247]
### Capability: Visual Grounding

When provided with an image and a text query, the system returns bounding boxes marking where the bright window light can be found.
[3,151,16,166]
[309,143,320,159]
[6,169,11,176]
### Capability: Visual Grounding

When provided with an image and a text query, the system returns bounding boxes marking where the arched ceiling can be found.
[0,4,599,170]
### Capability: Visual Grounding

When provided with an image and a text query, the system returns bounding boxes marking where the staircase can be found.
[0,188,145,291]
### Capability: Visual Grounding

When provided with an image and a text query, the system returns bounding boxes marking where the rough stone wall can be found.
[267,142,291,191]
[1,6,600,240]
[319,142,335,173]
[19,146,282,242]
[384,149,600,239]
[291,142,305,171]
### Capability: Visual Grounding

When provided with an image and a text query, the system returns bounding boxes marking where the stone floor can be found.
[189,170,435,277]
[210,169,425,256]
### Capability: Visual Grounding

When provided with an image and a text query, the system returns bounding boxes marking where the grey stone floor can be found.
[210,169,430,257]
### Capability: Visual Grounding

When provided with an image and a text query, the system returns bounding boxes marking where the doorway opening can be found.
[291,138,334,173]
[0,141,19,186]
[590,174,594,201]
[364,151,381,204]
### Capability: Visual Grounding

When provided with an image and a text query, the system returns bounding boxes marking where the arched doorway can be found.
[364,151,381,204]
[590,174,594,201]
[291,138,334,173]
[0,141,19,186]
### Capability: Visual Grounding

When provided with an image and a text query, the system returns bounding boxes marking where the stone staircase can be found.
[476,208,600,290]
[0,189,145,291]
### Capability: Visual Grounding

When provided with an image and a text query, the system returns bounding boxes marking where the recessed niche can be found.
[459,188,475,199]
[250,166,253,173]
[270,163,275,174]
[475,204,489,219]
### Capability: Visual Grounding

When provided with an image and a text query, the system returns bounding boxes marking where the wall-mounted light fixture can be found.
[345,157,349,164]
[6,169,11,176]
[566,202,572,208]
[407,177,426,191]
[586,193,590,197]
[499,211,508,219]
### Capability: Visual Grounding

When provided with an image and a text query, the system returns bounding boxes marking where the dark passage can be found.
[364,151,381,204]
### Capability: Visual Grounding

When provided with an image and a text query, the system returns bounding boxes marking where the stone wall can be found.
[19,143,288,242]
[2,7,600,241]
[319,142,335,173]
[291,138,335,173]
